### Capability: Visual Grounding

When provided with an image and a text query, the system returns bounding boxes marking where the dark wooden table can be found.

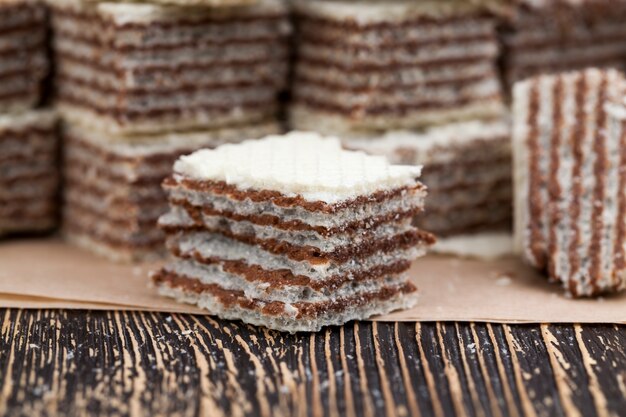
[0,309,623,417]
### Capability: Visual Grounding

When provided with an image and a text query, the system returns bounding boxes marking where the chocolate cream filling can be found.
[293,70,498,93]
[54,51,289,76]
[169,244,412,292]
[165,176,424,214]
[294,14,492,31]
[152,269,417,319]
[161,224,434,265]
[294,54,499,72]
[298,32,496,52]
[56,71,286,95]
[172,197,421,236]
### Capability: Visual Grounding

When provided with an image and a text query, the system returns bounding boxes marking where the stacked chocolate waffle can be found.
[343,120,512,257]
[289,0,505,133]
[0,110,58,236]
[62,121,280,262]
[501,0,626,90]
[1,0,57,237]
[49,0,290,134]
[0,0,48,113]
[513,68,626,297]
[49,0,291,260]
[152,132,435,332]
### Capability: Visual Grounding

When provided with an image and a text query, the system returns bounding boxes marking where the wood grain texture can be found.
[0,309,623,417]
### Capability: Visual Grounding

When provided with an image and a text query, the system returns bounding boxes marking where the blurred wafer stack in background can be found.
[48,0,291,261]
[62,121,280,261]
[0,0,58,238]
[343,120,512,258]
[500,0,626,90]
[288,0,512,258]
[0,0,48,113]
[50,0,290,135]
[289,0,506,133]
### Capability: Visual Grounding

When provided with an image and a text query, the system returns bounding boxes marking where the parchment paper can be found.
[0,238,624,323]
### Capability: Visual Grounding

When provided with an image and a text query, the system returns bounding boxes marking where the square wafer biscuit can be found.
[289,0,505,133]
[62,121,281,262]
[49,0,290,135]
[152,131,435,332]
[500,0,626,89]
[0,0,48,112]
[343,120,512,252]
[0,110,59,237]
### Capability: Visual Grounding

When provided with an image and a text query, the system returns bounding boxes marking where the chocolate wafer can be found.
[0,110,58,236]
[513,68,626,296]
[152,131,435,332]
[49,0,290,134]
[501,0,626,90]
[289,0,505,133]
[0,0,48,112]
[343,120,512,258]
[61,121,281,262]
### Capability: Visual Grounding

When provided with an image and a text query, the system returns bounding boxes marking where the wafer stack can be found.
[62,121,280,262]
[513,68,626,297]
[152,132,434,332]
[0,0,48,113]
[343,120,512,257]
[0,110,58,236]
[1,0,57,237]
[289,0,505,133]
[49,0,290,135]
[501,0,626,90]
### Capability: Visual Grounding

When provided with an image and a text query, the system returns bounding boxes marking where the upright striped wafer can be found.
[513,68,626,296]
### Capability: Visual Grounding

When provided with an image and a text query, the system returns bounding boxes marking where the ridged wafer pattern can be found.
[174,132,422,204]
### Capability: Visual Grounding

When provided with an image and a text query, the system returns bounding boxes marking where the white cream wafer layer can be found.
[174,132,423,204]
[50,0,286,25]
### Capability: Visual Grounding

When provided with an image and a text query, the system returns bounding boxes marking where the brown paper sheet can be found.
[0,238,624,323]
